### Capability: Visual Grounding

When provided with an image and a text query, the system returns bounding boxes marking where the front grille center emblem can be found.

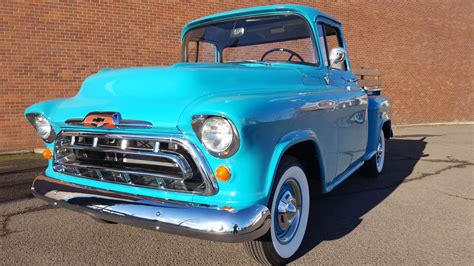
[65,112,153,129]
[83,113,118,128]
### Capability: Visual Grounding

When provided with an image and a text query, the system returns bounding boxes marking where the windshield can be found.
[181,14,318,66]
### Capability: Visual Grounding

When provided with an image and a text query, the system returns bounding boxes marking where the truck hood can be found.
[35,63,304,133]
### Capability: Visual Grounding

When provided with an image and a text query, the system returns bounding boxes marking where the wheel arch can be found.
[382,119,393,139]
[264,130,326,205]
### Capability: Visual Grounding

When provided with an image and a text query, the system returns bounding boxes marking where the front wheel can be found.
[243,156,310,265]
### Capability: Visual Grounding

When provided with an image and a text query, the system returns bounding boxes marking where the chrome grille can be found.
[53,131,217,195]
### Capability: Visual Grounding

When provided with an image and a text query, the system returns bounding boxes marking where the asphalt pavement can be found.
[0,125,472,264]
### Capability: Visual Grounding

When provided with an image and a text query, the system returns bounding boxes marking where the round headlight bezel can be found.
[26,113,56,143]
[201,117,234,153]
[192,115,240,158]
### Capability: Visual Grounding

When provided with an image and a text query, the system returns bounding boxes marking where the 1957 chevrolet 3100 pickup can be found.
[25,4,392,264]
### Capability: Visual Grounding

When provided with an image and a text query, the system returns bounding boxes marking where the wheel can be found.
[363,129,385,177]
[243,156,310,265]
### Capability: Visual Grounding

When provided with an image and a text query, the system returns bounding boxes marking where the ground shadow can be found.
[295,136,428,259]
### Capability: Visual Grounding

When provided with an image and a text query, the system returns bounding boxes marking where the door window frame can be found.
[315,18,351,71]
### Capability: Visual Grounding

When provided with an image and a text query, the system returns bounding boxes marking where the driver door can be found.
[317,21,368,177]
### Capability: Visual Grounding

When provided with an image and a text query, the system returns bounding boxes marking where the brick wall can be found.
[0,1,472,153]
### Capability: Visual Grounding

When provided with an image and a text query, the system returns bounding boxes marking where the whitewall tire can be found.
[244,156,310,265]
[363,129,385,177]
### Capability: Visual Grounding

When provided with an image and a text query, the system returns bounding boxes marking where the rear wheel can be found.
[363,129,385,177]
[243,156,310,265]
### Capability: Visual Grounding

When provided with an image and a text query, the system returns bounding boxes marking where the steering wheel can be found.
[260,48,305,63]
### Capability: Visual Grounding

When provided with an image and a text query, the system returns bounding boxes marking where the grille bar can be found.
[55,162,185,181]
[53,131,218,195]
[56,144,192,179]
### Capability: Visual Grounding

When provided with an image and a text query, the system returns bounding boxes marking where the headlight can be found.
[192,116,239,158]
[201,117,233,153]
[26,113,56,143]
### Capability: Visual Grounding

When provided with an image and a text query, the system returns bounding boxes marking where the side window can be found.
[186,41,217,63]
[317,24,329,67]
[318,23,347,71]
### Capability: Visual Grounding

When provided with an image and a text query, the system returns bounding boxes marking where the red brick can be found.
[0,1,472,152]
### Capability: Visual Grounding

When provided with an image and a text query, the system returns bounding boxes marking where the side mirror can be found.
[329,47,347,70]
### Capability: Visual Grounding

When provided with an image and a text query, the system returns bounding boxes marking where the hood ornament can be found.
[66,112,152,129]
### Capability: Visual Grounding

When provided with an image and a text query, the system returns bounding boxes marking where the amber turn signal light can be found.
[42,148,53,160]
[221,206,235,212]
[216,165,231,182]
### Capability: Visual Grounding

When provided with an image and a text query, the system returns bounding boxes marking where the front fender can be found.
[178,89,332,209]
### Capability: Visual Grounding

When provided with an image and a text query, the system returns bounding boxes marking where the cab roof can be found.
[180,4,339,41]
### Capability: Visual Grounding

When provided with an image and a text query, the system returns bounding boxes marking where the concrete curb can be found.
[393,121,474,128]
[33,148,46,154]
[0,150,33,156]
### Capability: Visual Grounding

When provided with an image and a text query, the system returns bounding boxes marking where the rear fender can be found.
[365,96,392,160]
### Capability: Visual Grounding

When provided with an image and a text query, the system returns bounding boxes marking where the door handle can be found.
[300,100,336,112]
[346,78,358,83]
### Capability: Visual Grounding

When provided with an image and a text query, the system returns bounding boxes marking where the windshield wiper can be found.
[226,60,272,66]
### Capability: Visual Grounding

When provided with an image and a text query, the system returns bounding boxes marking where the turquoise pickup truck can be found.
[25,4,392,264]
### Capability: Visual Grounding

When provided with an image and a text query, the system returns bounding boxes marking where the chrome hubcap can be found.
[277,191,297,230]
[275,179,302,244]
[376,142,383,160]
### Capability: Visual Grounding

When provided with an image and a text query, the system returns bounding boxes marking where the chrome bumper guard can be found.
[31,175,270,243]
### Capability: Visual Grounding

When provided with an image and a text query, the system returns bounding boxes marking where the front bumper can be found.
[31,175,270,243]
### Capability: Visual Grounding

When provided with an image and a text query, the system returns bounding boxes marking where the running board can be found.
[324,161,364,192]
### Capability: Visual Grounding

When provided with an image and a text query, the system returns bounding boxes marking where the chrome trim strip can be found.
[300,100,336,111]
[55,131,219,195]
[65,118,83,124]
[122,158,175,167]
[32,175,270,243]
